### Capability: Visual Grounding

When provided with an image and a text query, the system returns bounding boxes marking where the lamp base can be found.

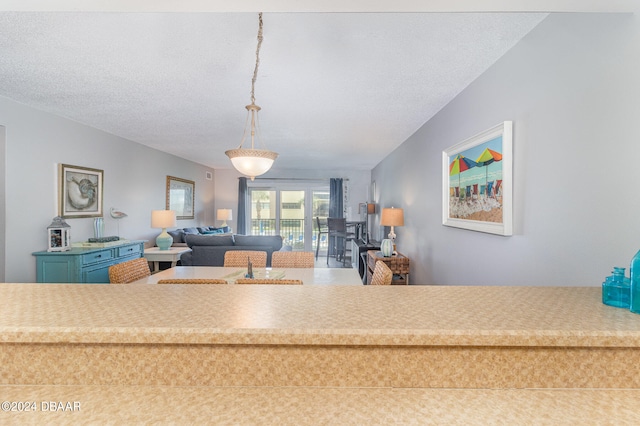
[156,229,173,250]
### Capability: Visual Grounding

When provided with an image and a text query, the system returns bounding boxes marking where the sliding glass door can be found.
[247,181,328,252]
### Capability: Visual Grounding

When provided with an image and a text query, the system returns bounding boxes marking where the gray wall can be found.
[372,13,640,286]
[0,97,215,283]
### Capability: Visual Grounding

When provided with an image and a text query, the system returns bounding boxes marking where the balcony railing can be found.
[250,218,328,251]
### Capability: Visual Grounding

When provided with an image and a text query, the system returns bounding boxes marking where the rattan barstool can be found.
[108,257,151,284]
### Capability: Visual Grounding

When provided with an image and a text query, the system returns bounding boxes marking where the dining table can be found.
[132,266,363,285]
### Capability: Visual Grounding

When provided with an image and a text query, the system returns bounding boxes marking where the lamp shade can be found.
[216,209,233,221]
[151,210,177,229]
[367,203,376,214]
[226,148,277,180]
[380,207,404,227]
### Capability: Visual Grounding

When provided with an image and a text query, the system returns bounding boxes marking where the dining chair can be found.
[157,279,228,284]
[223,250,268,268]
[272,251,315,268]
[370,260,393,285]
[315,217,329,260]
[108,257,151,284]
[326,217,355,267]
[235,278,303,285]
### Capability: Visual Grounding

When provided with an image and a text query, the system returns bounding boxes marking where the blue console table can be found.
[33,241,145,283]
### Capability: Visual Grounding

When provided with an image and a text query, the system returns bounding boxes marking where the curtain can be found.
[329,178,343,218]
[237,177,247,235]
[328,178,344,257]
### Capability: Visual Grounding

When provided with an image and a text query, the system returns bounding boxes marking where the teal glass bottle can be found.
[602,267,630,308]
[630,250,640,314]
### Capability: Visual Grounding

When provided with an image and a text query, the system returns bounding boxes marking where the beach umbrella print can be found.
[475,148,502,193]
[449,154,477,192]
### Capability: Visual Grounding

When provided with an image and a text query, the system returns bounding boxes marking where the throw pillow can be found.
[167,229,185,243]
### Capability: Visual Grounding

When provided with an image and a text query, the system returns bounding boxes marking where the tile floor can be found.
[313,250,353,269]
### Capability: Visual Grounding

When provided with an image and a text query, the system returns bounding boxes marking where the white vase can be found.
[381,239,393,257]
[93,217,104,239]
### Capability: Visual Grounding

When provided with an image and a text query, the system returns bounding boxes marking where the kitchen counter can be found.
[1,284,639,347]
[2,284,640,423]
[2,386,639,425]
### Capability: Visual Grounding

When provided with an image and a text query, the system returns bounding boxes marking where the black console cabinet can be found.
[352,239,380,280]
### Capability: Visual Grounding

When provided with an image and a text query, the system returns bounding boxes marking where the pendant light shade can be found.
[226,148,277,178]
[226,13,278,180]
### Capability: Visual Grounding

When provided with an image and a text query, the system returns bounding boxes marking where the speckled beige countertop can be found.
[1,284,639,347]
[1,386,639,425]
[3,284,640,423]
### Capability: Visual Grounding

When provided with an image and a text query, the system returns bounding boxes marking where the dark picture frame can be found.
[58,163,104,218]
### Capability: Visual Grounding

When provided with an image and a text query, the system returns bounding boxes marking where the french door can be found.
[247,181,329,252]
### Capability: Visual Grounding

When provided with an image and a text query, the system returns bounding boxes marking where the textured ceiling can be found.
[0,12,547,171]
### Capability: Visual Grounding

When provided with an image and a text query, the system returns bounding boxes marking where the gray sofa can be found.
[179,234,284,267]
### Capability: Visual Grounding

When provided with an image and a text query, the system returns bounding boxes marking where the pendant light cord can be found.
[225,12,277,180]
[250,12,263,106]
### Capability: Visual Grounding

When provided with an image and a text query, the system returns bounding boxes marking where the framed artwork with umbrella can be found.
[441,121,513,236]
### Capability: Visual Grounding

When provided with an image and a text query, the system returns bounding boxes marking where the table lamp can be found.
[380,207,404,255]
[151,210,177,250]
[217,209,233,227]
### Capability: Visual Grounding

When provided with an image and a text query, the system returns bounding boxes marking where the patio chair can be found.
[487,181,495,198]
[326,217,355,267]
[315,217,329,260]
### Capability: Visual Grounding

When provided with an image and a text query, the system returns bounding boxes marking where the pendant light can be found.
[226,12,278,180]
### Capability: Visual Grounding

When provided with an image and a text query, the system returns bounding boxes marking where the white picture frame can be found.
[442,121,513,236]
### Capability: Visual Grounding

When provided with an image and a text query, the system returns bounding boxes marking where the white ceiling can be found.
[0,2,634,172]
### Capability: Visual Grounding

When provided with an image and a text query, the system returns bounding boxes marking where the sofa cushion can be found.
[167,229,185,243]
[233,234,283,251]
[183,227,200,235]
[185,234,234,248]
[189,246,230,267]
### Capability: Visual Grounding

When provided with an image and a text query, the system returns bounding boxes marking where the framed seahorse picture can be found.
[58,164,104,218]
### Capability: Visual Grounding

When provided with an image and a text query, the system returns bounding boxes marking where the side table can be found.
[366,250,410,285]
[143,247,192,273]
